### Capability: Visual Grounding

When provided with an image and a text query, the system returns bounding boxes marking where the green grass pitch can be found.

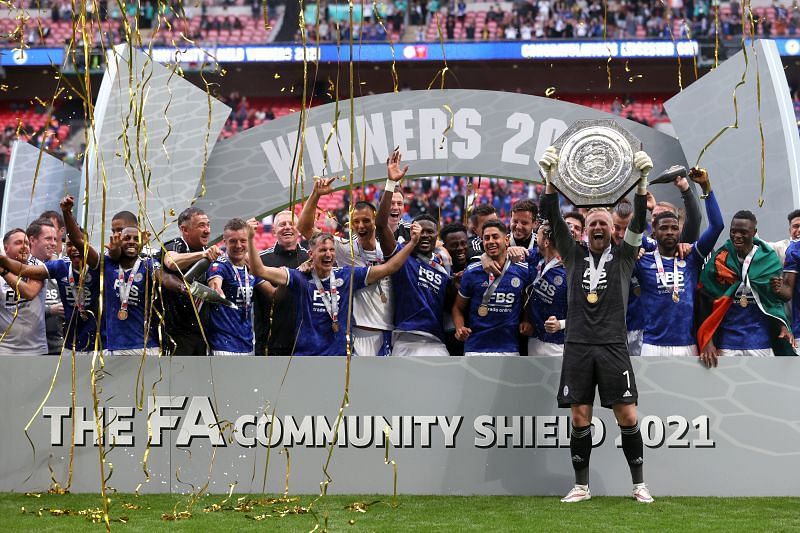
[1,493,799,532]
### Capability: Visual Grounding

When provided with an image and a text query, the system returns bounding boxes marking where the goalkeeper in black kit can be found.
[538,145,655,504]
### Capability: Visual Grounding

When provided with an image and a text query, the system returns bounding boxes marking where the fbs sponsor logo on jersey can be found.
[581,256,609,292]
[417,265,444,293]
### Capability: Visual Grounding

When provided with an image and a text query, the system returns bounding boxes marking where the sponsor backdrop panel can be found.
[197,89,689,237]
[1,357,798,496]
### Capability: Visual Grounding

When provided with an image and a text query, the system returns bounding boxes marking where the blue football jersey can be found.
[716,294,773,350]
[627,236,658,332]
[459,261,529,353]
[103,257,160,351]
[635,247,704,346]
[45,258,100,352]
[783,240,800,337]
[207,258,264,353]
[526,257,568,345]
[391,244,450,342]
[287,266,369,356]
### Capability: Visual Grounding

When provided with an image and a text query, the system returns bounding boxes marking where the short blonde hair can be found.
[585,207,613,226]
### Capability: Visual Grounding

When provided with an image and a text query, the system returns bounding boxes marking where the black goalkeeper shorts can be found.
[557,342,638,409]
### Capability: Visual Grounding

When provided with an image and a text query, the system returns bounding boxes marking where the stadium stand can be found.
[0,0,794,48]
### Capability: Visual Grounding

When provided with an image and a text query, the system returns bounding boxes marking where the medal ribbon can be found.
[416,252,448,276]
[734,245,759,300]
[587,246,612,296]
[653,250,680,300]
[312,270,339,327]
[232,263,251,317]
[117,258,142,315]
[534,257,560,286]
[480,259,511,310]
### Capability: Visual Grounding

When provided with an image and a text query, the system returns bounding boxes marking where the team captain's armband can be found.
[623,229,643,248]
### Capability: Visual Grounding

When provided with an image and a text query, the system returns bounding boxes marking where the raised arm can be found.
[376,149,408,257]
[689,168,723,257]
[246,219,290,286]
[297,176,338,241]
[106,233,122,262]
[677,175,702,243]
[60,195,100,268]
[366,222,419,284]
[538,146,577,264]
[621,151,653,257]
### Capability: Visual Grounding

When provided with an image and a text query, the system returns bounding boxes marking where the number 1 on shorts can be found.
[623,369,630,388]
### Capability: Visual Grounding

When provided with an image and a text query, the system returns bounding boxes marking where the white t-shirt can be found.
[334,237,394,331]
[0,257,47,355]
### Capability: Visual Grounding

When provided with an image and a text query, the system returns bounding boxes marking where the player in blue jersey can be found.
[298,173,400,357]
[207,218,271,355]
[246,219,421,356]
[379,212,451,356]
[104,226,161,356]
[524,222,568,357]
[453,220,529,356]
[376,150,451,356]
[612,200,646,357]
[698,211,795,364]
[779,237,800,337]
[635,169,724,357]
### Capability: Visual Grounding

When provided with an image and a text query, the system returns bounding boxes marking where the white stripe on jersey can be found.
[259,243,308,257]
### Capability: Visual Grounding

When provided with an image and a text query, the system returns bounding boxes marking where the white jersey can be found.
[0,257,47,355]
[334,237,394,331]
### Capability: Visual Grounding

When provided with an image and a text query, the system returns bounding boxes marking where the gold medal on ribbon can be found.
[672,292,680,303]
[118,309,129,320]
[80,311,88,321]
[739,295,748,308]
[587,292,598,304]
[332,321,340,333]
[633,286,641,297]
[380,293,388,304]
[477,305,489,317]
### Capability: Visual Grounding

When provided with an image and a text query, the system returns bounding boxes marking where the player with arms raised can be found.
[246,219,421,356]
[539,145,655,504]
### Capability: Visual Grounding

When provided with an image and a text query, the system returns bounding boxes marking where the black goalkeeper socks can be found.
[620,422,644,484]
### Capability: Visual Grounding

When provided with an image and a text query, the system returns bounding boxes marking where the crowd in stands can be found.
[3,0,798,48]
[2,0,275,48]
[0,103,70,173]
[422,0,800,42]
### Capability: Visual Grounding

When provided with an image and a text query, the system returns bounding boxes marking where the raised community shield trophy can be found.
[549,119,643,207]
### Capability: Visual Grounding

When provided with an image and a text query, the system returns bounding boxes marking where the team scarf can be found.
[697,237,795,355]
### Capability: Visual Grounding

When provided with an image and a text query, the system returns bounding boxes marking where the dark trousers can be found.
[168,331,209,355]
